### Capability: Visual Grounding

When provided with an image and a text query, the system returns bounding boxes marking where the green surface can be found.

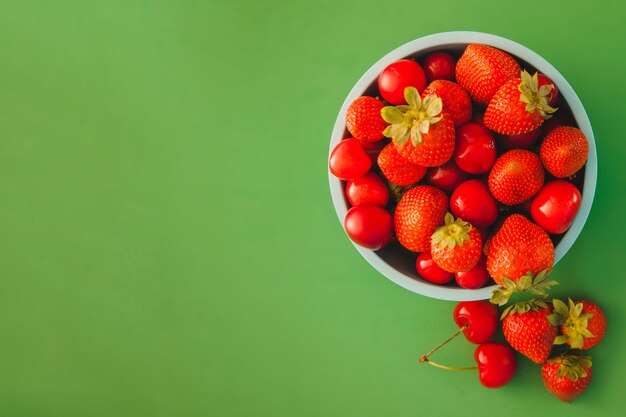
[0,0,625,415]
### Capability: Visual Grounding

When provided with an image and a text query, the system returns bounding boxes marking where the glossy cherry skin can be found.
[378,59,427,105]
[530,180,582,234]
[423,51,456,81]
[455,257,491,289]
[537,74,559,107]
[416,252,453,284]
[453,301,499,344]
[344,205,392,250]
[450,180,499,227]
[426,161,469,192]
[497,126,542,150]
[474,343,517,388]
[329,138,371,180]
[346,172,389,207]
[454,123,497,174]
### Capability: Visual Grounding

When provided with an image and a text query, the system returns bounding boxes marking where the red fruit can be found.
[474,342,517,388]
[423,51,456,82]
[455,44,521,105]
[484,71,557,135]
[425,161,468,192]
[455,257,491,289]
[488,149,545,205]
[378,59,427,105]
[454,123,497,174]
[471,112,484,124]
[496,126,542,150]
[530,180,581,234]
[542,354,592,402]
[501,299,558,364]
[358,138,386,164]
[344,205,392,250]
[540,126,589,178]
[329,138,372,180]
[422,80,472,127]
[475,226,489,243]
[537,74,559,107]
[549,299,607,350]
[382,87,455,167]
[416,252,453,284]
[377,143,427,186]
[394,185,448,252]
[346,96,388,142]
[430,213,482,273]
[345,172,389,207]
[451,180,498,227]
[486,214,554,285]
[453,300,499,344]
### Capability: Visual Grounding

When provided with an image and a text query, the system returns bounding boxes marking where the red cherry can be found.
[453,301,499,344]
[474,226,489,243]
[455,257,491,289]
[423,51,456,82]
[378,59,427,105]
[530,180,582,234]
[454,123,497,174]
[426,161,469,192]
[537,74,559,107]
[450,180,499,227]
[474,343,517,388]
[416,252,453,284]
[496,126,542,150]
[346,172,389,207]
[329,138,372,180]
[344,205,392,250]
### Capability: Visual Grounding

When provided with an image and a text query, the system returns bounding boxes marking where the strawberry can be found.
[484,70,557,135]
[501,299,558,364]
[421,80,472,127]
[486,214,554,286]
[542,354,592,402]
[377,143,427,186]
[381,87,455,167]
[488,149,544,205]
[430,213,482,273]
[548,299,607,350]
[540,126,589,178]
[394,185,448,252]
[346,96,388,142]
[455,44,520,105]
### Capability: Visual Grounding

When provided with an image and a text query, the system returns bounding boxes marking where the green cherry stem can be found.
[420,359,478,371]
[419,323,468,362]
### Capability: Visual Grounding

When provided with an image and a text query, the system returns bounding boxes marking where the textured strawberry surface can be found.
[488,149,544,205]
[540,126,589,178]
[346,96,388,142]
[422,80,472,127]
[503,307,557,364]
[393,111,455,167]
[377,143,427,186]
[394,186,448,252]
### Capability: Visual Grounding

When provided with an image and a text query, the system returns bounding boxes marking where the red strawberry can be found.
[548,299,607,350]
[430,213,482,273]
[501,299,558,364]
[455,44,520,105]
[540,126,589,178]
[381,87,455,167]
[488,149,544,205]
[542,354,592,402]
[421,80,472,127]
[486,214,554,286]
[394,185,448,252]
[346,96,388,142]
[377,143,427,186]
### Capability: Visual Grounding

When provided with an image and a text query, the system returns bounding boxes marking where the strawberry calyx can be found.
[518,70,558,119]
[381,87,443,147]
[547,354,592,381]
[500,298,548,320]
[490,270,558,306]
[430,212,472,250]
[548,298,595,348]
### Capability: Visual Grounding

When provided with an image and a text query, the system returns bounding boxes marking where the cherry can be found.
[329,138,371,180]
[416,252,453,284]
[426,161,469,192]
[453,300,499,344]
[474,342,517,388]
[450,179,499,227]
[455,257,491,289]
[537,74,559,107]
[497,126,542,150]
[530,180,582,234]
[454,123,497,174]
[423,51,456,82]
[345,172,389,207]
[344,205,392,250]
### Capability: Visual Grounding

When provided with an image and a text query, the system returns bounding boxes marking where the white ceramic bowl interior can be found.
[329,31,597,301]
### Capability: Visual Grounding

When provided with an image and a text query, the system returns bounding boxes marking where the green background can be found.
[0,0,624,415]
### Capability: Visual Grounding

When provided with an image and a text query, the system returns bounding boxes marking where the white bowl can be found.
[328,31,597,301]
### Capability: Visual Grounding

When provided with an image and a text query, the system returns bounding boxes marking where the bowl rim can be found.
[328,31,597,301]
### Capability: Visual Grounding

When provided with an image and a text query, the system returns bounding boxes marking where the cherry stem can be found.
[420,358,478,371]
[419,323,468,362]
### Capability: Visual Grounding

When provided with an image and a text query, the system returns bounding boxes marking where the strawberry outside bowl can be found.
[328,31,597,301]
